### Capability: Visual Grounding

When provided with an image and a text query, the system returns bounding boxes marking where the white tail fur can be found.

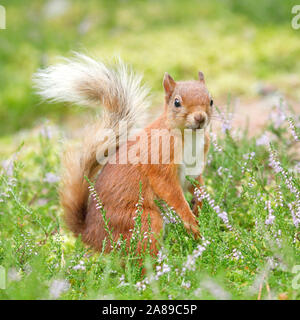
[33,53,150,235]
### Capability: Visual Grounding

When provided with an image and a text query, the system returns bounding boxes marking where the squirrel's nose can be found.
[194,113,205,124]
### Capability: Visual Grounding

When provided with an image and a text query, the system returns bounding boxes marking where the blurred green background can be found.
[0,0,299,136]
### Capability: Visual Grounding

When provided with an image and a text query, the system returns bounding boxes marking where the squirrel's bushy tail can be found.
[33,53,150,235]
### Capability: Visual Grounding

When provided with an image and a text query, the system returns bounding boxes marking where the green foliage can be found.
[0,106,299,300]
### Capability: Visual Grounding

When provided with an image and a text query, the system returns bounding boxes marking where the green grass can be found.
[0,102,299,300]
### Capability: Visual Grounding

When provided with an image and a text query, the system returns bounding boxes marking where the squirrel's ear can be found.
[163,72,176,99]
[198,71,205,83]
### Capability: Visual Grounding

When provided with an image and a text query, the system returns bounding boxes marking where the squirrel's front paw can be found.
[184,220,201,240]
[190,225,201,240]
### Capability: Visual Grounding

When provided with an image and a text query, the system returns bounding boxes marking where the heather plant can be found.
[0,100,299,300]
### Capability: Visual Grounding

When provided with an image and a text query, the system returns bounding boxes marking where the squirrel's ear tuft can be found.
[163,72,176,99]
[198,71,205,83]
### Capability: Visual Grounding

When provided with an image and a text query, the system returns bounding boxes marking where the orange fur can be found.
[34,56,213,256]
[81,74,212,255]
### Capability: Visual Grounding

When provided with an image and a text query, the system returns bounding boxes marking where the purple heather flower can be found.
[44,172,60,184]
[195,187,232,230]
[256,134,270,146]
[287,118,299,142]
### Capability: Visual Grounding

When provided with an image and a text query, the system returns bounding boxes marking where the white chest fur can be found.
[178,129,205,192]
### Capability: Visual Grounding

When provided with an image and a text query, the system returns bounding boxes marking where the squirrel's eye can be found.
[174,98,181,107]
[210,99,213,107]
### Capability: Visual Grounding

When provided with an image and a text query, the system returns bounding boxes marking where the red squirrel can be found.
[34,53,213,256]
